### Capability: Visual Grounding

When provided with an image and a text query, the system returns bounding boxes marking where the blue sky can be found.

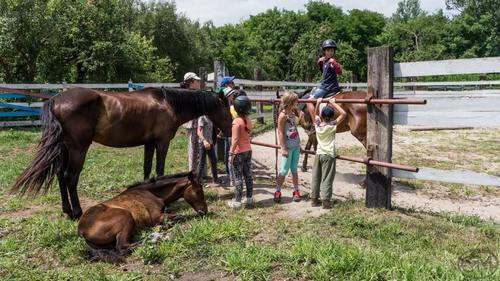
[173,0,450,26]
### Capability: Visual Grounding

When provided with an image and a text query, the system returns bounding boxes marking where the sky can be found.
[173,0,450,26]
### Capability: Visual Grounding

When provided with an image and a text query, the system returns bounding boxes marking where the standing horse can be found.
[78,171,206,263]
[11,87,232,220]
[296,89,367,171]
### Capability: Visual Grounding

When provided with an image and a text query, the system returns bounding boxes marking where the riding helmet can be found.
[322,39,337,50]
[234,96,252,115]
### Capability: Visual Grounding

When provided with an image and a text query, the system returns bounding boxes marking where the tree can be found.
[0,0,50,83]
[446,0,499,57]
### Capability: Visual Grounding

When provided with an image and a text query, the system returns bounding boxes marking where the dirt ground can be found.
[219,128,500,222]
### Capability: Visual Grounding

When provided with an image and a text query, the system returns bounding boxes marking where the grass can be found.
[0,128,499,280]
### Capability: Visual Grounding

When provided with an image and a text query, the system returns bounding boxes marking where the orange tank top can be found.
[232,116,252,154]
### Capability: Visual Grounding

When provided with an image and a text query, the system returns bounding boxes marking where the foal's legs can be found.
[143,143,155,180]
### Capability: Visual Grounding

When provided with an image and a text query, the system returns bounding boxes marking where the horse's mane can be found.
[140,87,224,115]
[126,172,191,190]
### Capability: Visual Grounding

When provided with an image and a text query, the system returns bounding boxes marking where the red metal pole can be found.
[249,97,426,105]
[250,140,418,173]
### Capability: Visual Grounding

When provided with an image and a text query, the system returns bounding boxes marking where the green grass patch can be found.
[1,129,499,280]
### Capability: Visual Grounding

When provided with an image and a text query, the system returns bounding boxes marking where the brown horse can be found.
[297,89,367,171]
[11,87,232,220]
[77,171,206,263]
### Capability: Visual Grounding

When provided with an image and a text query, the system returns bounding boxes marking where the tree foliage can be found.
[0,0,497,83]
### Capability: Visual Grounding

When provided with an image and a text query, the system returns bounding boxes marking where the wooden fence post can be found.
[366,46,394,209]
[254,67,264,124]
[214,59,226,162]
[199,67,206,90]
[214,59,225,90]
[128,79,133,92]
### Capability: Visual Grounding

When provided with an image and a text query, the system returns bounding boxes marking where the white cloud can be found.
[173,0,449,26]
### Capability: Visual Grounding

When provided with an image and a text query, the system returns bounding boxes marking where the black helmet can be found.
[234,96,251,115]
[322,39,337,50]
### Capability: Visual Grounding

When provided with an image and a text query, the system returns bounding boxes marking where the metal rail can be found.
[249,97,427,105]
[250,140,419,173]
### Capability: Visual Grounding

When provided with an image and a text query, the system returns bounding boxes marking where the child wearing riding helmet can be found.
[310,97,346,209]
[228,96,254,209]
[217,76,237,186]
[275,91,303,203]
[307,39,343,120]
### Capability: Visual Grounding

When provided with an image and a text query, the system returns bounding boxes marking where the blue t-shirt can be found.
[318,57,342,93]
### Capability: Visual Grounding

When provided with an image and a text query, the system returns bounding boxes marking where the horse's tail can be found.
[84,240,125,264]
[10,99,65,196]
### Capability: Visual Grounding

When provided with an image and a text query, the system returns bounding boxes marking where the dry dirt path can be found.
[222,128,500,222]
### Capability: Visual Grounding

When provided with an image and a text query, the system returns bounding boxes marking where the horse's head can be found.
[208,91,233,137]
[295,88,314,131]
[183,171,208,216]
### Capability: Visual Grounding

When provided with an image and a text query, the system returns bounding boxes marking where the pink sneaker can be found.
[273,191,282,203]
[293,190,301,202]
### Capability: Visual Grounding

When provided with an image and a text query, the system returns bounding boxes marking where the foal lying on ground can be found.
[77,172,207,263]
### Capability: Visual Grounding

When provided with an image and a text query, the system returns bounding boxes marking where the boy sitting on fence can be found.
[310,97,346,209]
[307,39,343,123]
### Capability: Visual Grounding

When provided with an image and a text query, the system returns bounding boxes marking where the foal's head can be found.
[134,172,208,216]
[182,172,208,216]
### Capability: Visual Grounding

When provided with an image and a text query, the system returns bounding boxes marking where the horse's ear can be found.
[189,170,202,187]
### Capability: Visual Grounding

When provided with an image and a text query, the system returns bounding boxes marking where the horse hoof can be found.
[71,209,83,220]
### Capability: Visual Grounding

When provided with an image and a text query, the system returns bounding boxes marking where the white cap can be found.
[183,72,201,81]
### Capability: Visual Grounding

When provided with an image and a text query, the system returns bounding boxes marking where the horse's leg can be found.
[143,143,155,180]
[155,139,171,177]
[65,146,89,220]
[57,146,71,218]
[302,138,312,172]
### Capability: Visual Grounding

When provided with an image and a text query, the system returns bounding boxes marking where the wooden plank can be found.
[394,96,500,112]
[0,103,40,112]
[0,120,41,127]
[393,167,500,187]
[394,90,500,97]
[8,102,44,108]
[0,93,31,99]
[0,111,40,117]
[254,68,264,124]
[394,112,500,127]
[395,80,500,86]
[366,46,394,209]
[394,57,500,77]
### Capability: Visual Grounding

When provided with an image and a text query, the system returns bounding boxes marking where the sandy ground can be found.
[219,128,500,222]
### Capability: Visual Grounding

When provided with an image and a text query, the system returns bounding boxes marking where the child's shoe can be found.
[292,190,301,202]
[243,197,254,207]
[273,191,282,203]
[227,200,242,209]
[322,200,332,209]
[310,198,321,207]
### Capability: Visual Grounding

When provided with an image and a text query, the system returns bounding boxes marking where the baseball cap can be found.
[220,76,235,87]
[183,72,201,81]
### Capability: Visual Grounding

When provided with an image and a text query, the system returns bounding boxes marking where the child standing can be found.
[275,92,303,203]
[310,97,346,209]
[197,115,218,184]
[228,96,254,209]
[180,72,202,173]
